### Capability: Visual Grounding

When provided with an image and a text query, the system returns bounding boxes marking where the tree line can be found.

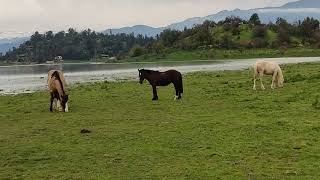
[1,14,320,62]
[1,29,154,62]
[150,14,320,52]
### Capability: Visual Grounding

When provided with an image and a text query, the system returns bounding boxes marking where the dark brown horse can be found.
[138,69,183,101]
[48,70,69,112]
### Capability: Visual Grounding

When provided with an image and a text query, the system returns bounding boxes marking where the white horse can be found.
[253,60,284,90]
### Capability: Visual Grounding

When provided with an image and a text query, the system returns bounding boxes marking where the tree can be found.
[278,28,291,45]
[152,41,165,54]
[300,17,320,39]
[249,13,261,26]
[276,18,289,31]
[160,29,181,47]
[220,34,233,49]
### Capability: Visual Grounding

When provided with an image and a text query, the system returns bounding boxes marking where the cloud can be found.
[0,0,297,34]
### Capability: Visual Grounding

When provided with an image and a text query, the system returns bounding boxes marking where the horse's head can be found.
[277,68,284,88]
[138,69,145,84]
[60,94,69,112]
[278,77,284,87]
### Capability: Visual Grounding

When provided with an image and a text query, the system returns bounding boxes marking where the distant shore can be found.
[1,48,320,66]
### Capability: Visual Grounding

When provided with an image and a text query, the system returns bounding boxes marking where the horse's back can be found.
[166,70,182,77]
[255,60,279,67]
[48,70,67,92]
[254,60,280,74]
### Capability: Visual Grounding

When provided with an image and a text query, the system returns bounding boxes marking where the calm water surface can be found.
[0,57,319,94]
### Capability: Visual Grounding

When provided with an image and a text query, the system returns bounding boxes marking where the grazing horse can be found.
[48,70,69,112]
[253,60,284,90]
[138,69,183,101]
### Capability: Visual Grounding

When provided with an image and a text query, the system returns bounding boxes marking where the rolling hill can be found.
[0,37,29,54]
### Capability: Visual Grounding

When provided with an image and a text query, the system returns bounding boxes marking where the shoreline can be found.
[0,56,320,67]
[1,59,320,96]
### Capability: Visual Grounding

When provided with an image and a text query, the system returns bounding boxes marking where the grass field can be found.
[1,63,320,179]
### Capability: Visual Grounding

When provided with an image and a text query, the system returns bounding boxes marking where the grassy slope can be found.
[1,63,320,179]
[126,48,320,63]
[124,25,317,63]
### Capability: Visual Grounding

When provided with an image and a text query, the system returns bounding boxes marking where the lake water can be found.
[0,57,319,94]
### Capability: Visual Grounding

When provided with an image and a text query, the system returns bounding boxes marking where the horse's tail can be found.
[51,71,65,94]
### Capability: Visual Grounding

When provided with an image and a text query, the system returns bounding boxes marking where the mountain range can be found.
[105,0,320,36]
[1,0,320,54]
[0,37,29,54]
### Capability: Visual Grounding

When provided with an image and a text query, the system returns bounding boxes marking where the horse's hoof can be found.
[152,98,158,101]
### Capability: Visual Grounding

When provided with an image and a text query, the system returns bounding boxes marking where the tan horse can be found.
[253,60,284,90]
[48,70,69,112]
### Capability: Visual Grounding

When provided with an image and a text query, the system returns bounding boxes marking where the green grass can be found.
[1,63,320,179]
[267,29,278,43]
[239,29,252,41]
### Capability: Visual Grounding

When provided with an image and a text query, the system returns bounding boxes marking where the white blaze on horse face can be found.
[174,96,178,101]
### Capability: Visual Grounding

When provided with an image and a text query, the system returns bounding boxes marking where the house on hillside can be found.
[54,56,63,62]
[99,54,109,59]
[16,54,27,62]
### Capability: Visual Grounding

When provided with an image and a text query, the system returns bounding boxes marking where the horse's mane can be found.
[140,69,159,74]
[51,71,66,94]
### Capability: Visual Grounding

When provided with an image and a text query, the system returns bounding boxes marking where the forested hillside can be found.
[1,14,319,63]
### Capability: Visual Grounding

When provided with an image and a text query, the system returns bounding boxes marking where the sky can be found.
[0,0,297,36]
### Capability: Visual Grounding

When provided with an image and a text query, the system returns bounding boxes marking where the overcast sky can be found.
[0,0,296,34]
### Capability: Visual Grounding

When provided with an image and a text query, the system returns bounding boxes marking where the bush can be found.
[252,25,267,39]
[238,40,254,49]
[179,38,197,50]
[130,45,145,57]
[251,38,268,48]
[279,46,288,55]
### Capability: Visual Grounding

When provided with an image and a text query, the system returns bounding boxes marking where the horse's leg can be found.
[152,85,158,101]
[259,73,265,90]
[65,102,69,112]
[178,80,182,99]
[50,93,54,112]
[56,99,62,111]
[53,99,58,111]
[271,71,278,90]
[173,83,179,100]
[253,74,257,90]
